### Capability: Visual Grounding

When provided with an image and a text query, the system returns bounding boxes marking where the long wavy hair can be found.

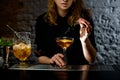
[44,0,92,26]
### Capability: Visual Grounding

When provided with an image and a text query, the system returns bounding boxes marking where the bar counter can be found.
[1,64,120,80]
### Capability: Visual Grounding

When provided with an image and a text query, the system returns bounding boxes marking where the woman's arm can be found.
[38,53,65,67]
[38,56,51,64]
[78,18,96,64]
[81,38,96,64]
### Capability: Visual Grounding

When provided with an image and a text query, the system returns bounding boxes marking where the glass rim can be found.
[56,36,74,40]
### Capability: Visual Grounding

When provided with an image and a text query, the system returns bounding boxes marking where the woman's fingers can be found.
[50,53,65,67]
[78,18,90,27]
[78,18,92,35]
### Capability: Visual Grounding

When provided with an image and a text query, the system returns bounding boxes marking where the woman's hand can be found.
[77,18,92,43]
[50,53,65,67]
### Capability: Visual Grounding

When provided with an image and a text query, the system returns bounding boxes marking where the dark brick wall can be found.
[0,0,120,64]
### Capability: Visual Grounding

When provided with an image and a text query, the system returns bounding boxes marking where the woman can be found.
[35,0,96,67]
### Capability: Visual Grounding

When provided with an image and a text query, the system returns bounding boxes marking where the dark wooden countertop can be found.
[1,64,120,80]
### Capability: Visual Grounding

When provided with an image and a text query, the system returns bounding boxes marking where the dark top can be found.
[35,13,96,65]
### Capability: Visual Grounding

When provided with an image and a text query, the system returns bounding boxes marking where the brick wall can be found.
[0,0,120,64]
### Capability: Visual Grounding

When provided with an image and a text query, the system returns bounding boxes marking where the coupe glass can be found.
[56,36,74,65]
[12,32,31,67]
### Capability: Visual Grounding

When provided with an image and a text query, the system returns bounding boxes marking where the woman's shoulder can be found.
[36,12,47,21]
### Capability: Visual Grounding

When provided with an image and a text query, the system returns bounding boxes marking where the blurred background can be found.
[0,0,120,65]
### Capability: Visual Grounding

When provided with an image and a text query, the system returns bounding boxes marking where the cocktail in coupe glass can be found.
[12,32,31,67]
[56,36,74,67]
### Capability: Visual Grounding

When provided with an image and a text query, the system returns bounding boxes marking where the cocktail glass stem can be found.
[63,47,67,65]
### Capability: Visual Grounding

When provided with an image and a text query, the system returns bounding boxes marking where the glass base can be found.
[17,62,31,68]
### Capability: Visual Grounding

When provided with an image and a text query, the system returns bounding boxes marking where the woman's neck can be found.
[57,8,68,17]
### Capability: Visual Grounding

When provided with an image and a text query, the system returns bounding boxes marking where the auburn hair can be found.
[44,0,92,26]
